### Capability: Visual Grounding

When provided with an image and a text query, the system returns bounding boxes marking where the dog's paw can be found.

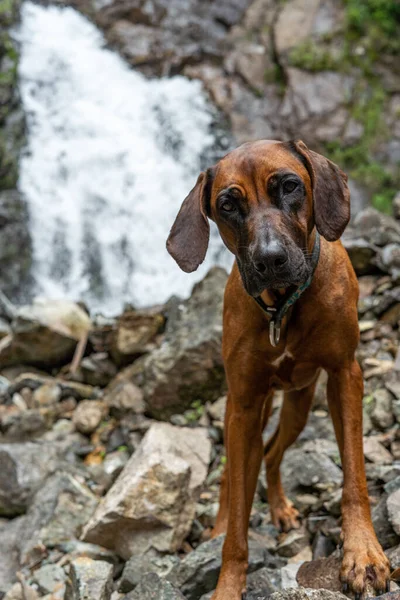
[340,531,390,597]
[270,496,301,532]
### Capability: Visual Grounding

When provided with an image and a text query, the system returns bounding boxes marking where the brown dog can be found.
[167,140,390,599]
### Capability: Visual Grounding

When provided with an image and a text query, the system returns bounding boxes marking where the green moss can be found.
[288,40,342,73]
[344,0,400,55]
[284,1,400,213]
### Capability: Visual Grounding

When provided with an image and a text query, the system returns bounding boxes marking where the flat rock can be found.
[363,437,393,464]
[129,268,227,419]
[0,300,91,368]
[281,449,342,495]
[82,423,211,559]
[65,558,113,600]
[0,441,67,516]
[296,556,342,592]
[33,564,66,595]
[270,589,347,600]
[388,489,400,536]
[19,472,99,566]
[167,535,267,600]
[124,572,186,600]
[120,550,179,593]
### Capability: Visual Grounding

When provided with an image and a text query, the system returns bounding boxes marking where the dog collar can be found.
[253,231,321,347]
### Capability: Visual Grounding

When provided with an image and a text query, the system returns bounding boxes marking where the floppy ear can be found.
[293,140,350,241]
[166,170,212,272]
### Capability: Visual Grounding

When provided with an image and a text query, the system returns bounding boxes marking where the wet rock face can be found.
[0,191,32,302]
[0,0,30,301]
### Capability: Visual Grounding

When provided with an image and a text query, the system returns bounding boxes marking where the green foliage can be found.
[344,0,400,51]
[288,41,341,72]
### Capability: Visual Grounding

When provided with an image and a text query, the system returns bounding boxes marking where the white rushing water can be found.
[17,2,231,314]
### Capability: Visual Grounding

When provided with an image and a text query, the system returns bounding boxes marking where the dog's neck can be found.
[255,229,321,346]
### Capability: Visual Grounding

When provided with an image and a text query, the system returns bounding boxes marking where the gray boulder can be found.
[167,535,271,600]
[0,441,68,516]
[19,472,99,566]
[129,268,227,419]
[124,573,186,600]
[82,423,211,559]
[65,558,113,600]
[120,551,179,593]
[0,300,91,368]
[281,449,342,496]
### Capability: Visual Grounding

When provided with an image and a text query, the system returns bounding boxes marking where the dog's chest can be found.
[268,348,317,391]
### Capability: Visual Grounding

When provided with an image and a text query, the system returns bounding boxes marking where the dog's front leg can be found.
[327,360,390,597]
[211,380,267,600]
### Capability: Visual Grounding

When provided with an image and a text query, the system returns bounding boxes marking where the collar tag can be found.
[254,231,321,347]
[269,319,281,347]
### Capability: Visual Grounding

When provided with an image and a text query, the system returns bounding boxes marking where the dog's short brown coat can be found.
[167,140,390,599]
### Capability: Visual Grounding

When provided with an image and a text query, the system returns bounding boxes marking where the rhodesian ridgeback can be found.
[167,140,390,599]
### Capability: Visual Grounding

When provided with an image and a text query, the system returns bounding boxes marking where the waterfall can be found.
[17,2,232,315]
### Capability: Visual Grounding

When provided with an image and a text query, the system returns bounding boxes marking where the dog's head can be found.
[167,140,350,297]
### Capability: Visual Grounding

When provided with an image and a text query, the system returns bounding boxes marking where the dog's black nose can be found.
[253,242,288,273]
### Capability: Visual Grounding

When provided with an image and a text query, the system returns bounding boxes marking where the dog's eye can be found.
[220,200,236,213]
[282,180,298,194]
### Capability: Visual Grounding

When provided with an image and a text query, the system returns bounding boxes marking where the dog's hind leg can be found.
[212,390,274,538]
[264,381,316,532]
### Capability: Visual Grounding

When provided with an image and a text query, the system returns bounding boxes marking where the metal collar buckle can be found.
[269,319,281,347]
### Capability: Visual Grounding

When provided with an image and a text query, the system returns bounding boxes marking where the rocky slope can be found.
[61,0,400,214]
[0,207,399,600]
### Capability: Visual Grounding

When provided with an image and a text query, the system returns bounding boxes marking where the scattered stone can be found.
[111,310,164,364]
[207,396,226,424]
[296,556,342,592]
[372,495,400,550]
[0,300,91,368]
[32,383,61,407]
[65,558,113,600]
[33,564,66,595]
[0,441,66,516]
[371,388,394,430]
[281,449,342,494]
[247,567,282,594]
[0,517,24,594]
[82,423,211,559]
[386,545,400,570]
[104,380,145,417]
[120,551,180,593]
[277,529,310,558]
[167,535,267,600]
[57,540,119,565]
[19,472,99,566]
[363,437,393,465]
[125,572,186,600]
[388,489,400,536]
[79,352,117,387]
[72,400,106,435]
[1,409,47,440]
